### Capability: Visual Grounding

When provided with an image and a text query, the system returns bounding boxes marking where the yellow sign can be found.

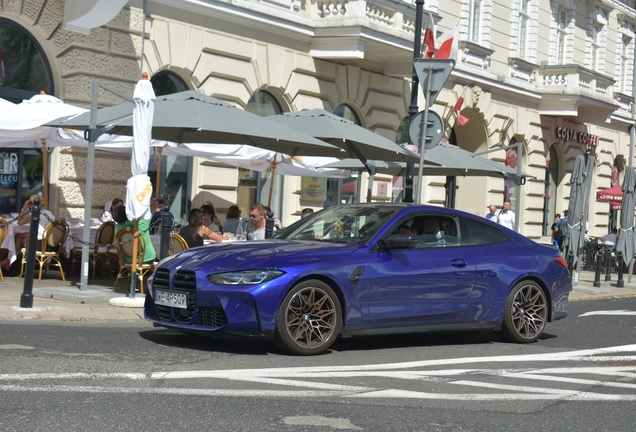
[301,177,327,201]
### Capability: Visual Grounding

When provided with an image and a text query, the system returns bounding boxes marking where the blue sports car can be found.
[144,204,571,355]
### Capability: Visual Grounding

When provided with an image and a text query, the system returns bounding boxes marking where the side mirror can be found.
[382,234,418,250]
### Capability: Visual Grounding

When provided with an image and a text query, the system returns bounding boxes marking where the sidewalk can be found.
[0,273,146,322]
[1,270,636,323]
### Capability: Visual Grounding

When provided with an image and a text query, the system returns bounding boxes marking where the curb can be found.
[109,297,145,308]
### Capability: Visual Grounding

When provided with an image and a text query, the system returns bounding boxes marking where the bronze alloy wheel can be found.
[501,281,548,343]
[275,280,341,355]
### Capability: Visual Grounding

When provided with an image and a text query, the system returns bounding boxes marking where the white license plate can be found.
[155,290,188,309]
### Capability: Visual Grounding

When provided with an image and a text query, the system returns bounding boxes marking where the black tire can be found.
[275,280,341,355]
[500,281,547,343]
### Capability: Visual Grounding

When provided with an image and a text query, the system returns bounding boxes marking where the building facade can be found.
[0,0,635,241]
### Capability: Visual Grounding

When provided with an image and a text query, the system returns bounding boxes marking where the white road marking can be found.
[579,310,636,317]
[1,345,636,401]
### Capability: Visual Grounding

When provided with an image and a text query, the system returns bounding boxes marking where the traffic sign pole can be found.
[415,67,433,204]
[410,59,455,203]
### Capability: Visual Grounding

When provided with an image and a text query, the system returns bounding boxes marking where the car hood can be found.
[158,239,358,273]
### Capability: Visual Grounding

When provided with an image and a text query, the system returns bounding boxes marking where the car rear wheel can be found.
[500,281,547,343]
[275,280,341,355]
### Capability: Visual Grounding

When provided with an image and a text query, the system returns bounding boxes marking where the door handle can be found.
[451,259,467,268]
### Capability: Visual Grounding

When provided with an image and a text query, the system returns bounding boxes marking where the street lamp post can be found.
[403,0,425,203]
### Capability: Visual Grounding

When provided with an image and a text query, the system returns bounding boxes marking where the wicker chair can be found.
[20,220,69,281]
[0,218,7,282]
[169,232,189,255]
[70,221,116,278]
[113,228,156,293]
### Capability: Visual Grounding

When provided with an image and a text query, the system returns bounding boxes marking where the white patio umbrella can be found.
[204,146,350,206]
[0,93,87,206]
[126,73,156,297]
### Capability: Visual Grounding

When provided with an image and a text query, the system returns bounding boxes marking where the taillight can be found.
[554,256,568,268]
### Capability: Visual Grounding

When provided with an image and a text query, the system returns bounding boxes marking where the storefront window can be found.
[0,148,43,214]
[149,71,190,219]
[0,19,53,102]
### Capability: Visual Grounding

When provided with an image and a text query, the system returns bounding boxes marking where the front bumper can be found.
[143,268,274,339]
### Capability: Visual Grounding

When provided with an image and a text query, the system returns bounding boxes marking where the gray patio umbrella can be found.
[46,90,339,156]
[616,166,636,280]
[563,154,595,275]
[322,142,534,178]
[267,109,419,163]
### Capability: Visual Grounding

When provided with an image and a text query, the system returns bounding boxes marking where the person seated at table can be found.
[149,197,173,234]
[200,204,221,233]
[179,209,227,248]
[602,227,618,246]
[222,205,245,235]
[202,200,223,230]
[245,203,268,240]
[0,195,56,270]
[112,205,157,263]
[101,198,123,223]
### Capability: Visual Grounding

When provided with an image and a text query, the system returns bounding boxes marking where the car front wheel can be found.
[500,281,548,343]
[275,280,341,355]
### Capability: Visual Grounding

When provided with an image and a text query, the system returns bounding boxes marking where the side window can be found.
[386,215,459,249]
[459,217,507,246]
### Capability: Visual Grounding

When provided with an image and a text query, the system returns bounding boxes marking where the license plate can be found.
[155,290,188,309]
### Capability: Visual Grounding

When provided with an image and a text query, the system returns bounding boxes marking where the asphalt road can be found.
[1,297,635,431]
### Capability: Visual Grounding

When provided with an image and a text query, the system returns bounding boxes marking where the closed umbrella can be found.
[562,154,595,282]
[126,74,156,298]
[616,166,636,281]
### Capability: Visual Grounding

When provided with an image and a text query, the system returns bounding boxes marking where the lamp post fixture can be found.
[403,0,425,203]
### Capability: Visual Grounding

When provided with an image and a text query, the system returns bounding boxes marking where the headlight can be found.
[207,269,285,285]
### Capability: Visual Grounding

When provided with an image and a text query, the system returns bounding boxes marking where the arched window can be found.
[0,19,53,102]
[333,104,360,125]
[246,90,282,117]
[150,71,188,96]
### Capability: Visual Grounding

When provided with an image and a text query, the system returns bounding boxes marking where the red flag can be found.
[434,23,459,61]
[454,86,469,126]
[421,13,436,58]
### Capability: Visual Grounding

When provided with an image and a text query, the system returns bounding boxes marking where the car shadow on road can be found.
[138,327,558,356]
[138,328,277,356]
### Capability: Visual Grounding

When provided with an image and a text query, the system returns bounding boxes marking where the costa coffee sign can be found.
[556,127,599,146]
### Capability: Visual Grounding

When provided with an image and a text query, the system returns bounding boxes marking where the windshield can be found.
[276,205,400,244]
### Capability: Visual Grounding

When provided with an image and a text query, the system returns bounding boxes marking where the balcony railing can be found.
[537,65,615,103]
